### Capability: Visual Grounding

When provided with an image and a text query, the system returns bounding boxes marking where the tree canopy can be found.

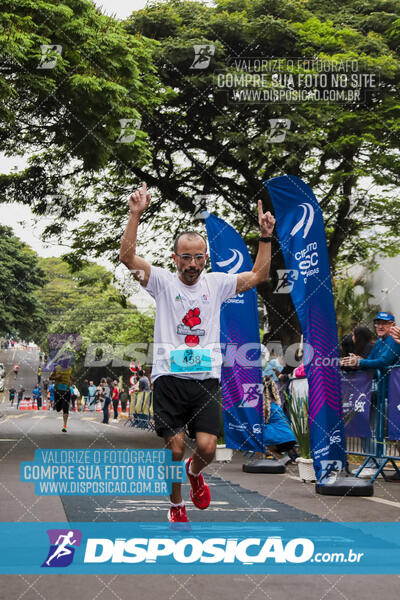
[0,0,162,236]
[0,225,47,340]
[3,0,400,344]
[37,256,155,376]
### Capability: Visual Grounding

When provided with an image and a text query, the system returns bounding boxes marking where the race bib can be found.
[170,348,212,373]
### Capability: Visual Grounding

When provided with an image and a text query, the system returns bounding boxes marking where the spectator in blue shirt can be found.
[32,385,42,409]
[88,381,97,411]
[342,312,400,371]
[49,382,55,409]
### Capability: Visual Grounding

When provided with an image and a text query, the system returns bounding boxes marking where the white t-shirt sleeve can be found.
[209,272,238,303]
[144,266,172,299]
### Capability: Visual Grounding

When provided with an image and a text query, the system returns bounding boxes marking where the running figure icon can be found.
[45,531,77,566]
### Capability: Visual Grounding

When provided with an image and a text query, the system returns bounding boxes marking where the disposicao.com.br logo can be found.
[82,536,364,567]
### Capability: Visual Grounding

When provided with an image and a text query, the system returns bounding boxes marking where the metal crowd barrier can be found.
[344,367,400,481]
[127,391,154,431]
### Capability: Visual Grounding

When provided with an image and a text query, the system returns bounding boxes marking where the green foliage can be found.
[284,393,311,459]
[333,273,379,339]
[36,256,154,376]
[0,225,47,341]
[0,0,163,225]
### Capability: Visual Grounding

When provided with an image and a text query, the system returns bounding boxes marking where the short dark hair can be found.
[173,231,207,254]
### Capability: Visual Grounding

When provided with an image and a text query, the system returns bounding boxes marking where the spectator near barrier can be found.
[138,369,150,391]
[342,312,400,478]
[88,380,97,411]
[340,326,374,368]
[9,386,16,406]
[16,386,24,409]
[119,386,129,412]
[32,385,41,410]
[342,313,400,372]
[112,380,120,422]
[48,382,55,409]
[81,379,89,411]
[101,378,112,424]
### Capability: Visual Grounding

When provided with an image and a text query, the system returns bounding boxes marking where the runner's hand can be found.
[258,200,275,236]
[129,182,151,215]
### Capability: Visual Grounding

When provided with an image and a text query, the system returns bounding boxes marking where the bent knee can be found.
[197,440,217,459]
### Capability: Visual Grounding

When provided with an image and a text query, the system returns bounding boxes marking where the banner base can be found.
[242,459,286,474]
[315,477,373,496]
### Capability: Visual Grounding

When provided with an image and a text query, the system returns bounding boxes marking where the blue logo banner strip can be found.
[1,522,400,574]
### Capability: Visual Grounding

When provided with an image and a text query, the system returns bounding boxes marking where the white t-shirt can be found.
[145,266,237,381]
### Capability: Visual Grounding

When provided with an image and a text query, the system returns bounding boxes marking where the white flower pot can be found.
[215,444,233,463]
[296,457,316,482]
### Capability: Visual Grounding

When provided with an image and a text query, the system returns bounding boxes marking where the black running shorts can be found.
[153,376,220,439]
[54,389,70,415]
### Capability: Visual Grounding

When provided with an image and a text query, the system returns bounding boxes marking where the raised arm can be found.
[235,200,276,294]
[119,181,152,287]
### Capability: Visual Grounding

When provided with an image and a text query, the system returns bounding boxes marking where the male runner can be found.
[50,360,72,432]
[120,182,275,522]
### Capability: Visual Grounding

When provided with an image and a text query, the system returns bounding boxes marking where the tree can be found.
[0,225,47,340]
[4,0,400,345]
[333,273,379,340]
[36,256,114,320]
[37,256,155,377]
[0,0,162,233]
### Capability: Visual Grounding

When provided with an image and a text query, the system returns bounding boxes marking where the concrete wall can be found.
[365,255,400,321]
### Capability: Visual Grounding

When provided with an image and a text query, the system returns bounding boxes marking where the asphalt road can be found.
[1,347,400,599]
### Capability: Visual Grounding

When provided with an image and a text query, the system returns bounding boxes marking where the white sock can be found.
[188,461,200,477]
[170,501,185,508]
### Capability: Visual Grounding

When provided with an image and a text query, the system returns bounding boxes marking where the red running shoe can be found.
[168,504,189,523]
[186,458,211,510]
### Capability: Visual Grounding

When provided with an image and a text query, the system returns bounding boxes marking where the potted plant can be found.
[285,394,316,482]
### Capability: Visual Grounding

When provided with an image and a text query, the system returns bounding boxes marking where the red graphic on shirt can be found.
[182,308,201,346]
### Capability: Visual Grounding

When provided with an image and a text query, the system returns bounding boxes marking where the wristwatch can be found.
[259,236,272,243]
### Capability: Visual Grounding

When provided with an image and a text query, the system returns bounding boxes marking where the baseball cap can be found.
[374,312,395,322]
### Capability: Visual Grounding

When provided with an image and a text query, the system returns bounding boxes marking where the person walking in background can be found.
[138,369,150,391]
[96,384,102,408]
[101,378,112,424]
[32,384,42,409]
[17,386,24,409]
[88,380,97,411]
[37,366,42,384]
[50,360,72,433]
[81,379,89,411]
[70,383,79,411]
[13,364,19,379]
[112,380,120,422]
[120,386,129,413]
[49,381,55,409]
[9,385,16,406]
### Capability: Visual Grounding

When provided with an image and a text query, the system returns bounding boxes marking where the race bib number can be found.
[170,348,212,373]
